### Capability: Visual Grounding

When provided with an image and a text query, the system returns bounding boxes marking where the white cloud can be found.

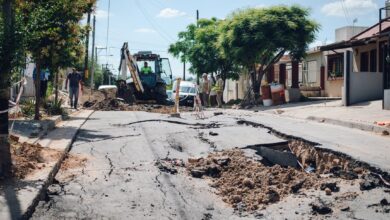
[95,9,111,19]
[157,8,186,18]
[321,0,377,17]
[134,28,157,34]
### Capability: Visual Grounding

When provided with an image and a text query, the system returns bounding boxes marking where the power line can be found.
[340,0,351,24]
[105,0,111,65]
[134,0,175,43]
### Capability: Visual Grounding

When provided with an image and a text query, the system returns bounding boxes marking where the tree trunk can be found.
[34,61,41,120]
[83,11,91,81]
[0,0,14,178]
[54,70,59,104]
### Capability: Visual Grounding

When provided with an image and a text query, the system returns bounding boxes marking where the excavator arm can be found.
[119,42,144,93]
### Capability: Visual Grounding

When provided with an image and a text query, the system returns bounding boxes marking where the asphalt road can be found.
[31,111,281,220]
[31,110,390,220]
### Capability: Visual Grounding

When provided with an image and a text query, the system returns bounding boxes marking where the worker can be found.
[65,68,83,109]
[141,62,152,74]
[199,73,210,107]
[215,74,224,108]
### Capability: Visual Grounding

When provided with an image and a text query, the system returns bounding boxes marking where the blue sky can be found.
[92,0,382,77]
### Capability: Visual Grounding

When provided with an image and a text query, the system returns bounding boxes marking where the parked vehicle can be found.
[172,81,197,106]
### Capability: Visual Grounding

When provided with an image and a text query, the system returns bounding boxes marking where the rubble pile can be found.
[187,150,321,211]
[84,98,192,114]
[289,141,365,179]
[10,138,60,179]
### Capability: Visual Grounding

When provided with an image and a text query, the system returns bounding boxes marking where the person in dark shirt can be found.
[65,68,83,109]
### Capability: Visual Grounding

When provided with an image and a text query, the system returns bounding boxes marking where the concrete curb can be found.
[307,116,390,135]
[21,110,95,220]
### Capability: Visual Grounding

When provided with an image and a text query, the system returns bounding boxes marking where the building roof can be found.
[321,20,390,51]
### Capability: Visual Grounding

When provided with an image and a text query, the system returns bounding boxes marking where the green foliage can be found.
[169,18,240,81]
[20,0,93,68]
[20,99,36,118]
[46,81,53,98]
[219,5,320,69]
[45,98,65,116]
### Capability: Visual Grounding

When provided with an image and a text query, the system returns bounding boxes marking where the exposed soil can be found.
[187,149,322,212]
[60,154,88,172]
[84,98,193,114]
[10,139,61,179]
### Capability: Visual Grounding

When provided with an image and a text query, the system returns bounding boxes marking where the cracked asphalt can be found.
[30,110,390,220]
[31,111,281,220]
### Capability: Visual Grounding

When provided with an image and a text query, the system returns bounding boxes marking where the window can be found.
[360,52,369,72]
[327,54,344,78]
[370,49,377,72]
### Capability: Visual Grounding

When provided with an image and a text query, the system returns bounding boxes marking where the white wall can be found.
[349,72,383,104]
[385,89,390,110]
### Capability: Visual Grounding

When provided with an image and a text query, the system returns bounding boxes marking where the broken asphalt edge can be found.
[237,119,390,180]
[20,110,95,220]
[306,116,390,136]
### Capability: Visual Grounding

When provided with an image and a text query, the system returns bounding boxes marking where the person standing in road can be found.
[200,73,210,107]
[216,74,224,108]
[65,68,83,109]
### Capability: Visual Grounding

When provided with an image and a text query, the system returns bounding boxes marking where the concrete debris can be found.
[360,174,381,191]
[311,201,332,215]
[320,182,340,193]
[156,158,185,175]
[84,98,192,114]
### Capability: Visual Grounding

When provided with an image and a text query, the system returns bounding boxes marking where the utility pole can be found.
[196,10,200,85]
[90,15,96,94]
[84,10,92,80]
[183,61,186,81]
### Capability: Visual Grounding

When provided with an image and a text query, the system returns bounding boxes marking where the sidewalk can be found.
[258,100,390,135]
[0,110,93,220]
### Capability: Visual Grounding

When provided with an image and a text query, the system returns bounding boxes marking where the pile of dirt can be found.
[187,149,321,211]
[84,98,192,114]
[10,140,61,179]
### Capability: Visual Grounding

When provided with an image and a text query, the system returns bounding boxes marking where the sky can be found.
[91,0,383,78]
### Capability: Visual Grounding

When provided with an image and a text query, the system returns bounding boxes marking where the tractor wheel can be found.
[155,84,167,105]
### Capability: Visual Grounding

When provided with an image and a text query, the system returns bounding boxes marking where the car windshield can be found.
[180,86,195,94]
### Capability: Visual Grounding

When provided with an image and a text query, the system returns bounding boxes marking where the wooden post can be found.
[174,78,182,114]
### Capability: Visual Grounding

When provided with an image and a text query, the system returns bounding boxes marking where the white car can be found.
[172,81,197,106]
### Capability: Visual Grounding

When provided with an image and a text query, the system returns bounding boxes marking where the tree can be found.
[169,18,240,89]
[0,0,15,177]
[191,18,240,91]
[218,5,319,99]
[168,24,196,78]
[20,0,95,119]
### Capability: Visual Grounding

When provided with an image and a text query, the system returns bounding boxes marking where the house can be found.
[321,20,390,110]
[301,26,368,98]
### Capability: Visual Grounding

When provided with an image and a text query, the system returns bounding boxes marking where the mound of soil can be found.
[84,98,192,114]
[11,141,61,179]
[187,150,321,211]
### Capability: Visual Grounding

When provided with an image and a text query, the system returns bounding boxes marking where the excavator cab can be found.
[118,44,173,104]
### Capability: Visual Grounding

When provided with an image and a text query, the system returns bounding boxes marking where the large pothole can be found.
[183,119,390,217]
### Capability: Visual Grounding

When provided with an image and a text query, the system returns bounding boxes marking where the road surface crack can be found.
[105,153,114,177]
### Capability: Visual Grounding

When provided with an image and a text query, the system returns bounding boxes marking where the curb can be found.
[307,116,390,135]
[21,110,95,220]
